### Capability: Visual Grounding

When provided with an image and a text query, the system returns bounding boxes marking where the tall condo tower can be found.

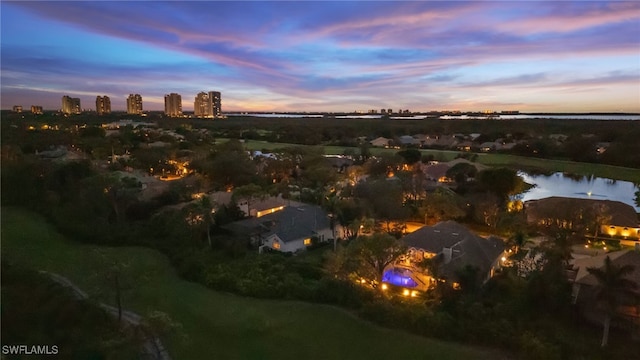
[61,95,81,114]
[96,95,111,115]
[127,94,143,114]
[194,91,222,118]
[164,93,182,117]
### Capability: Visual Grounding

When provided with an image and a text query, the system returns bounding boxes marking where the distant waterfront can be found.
[226,113,640,120]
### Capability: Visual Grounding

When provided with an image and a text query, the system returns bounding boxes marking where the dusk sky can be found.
[1,1,639,113]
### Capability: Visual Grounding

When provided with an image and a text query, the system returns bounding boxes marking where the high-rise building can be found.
[210,91,222,118]
[96,95,111,115]
[164,93,182,117]
[61,95,81,114]
[31,106,43,114]
[12,105,23,113]
[193,91,222,118]
[126,94,143,115]
[194,92,209,118]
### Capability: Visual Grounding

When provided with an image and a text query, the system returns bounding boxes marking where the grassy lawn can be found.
[222,139,640,182]
[474,153,640,183]
[1,207,504,360]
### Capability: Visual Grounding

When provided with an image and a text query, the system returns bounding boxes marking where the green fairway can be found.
[1,207,504,360]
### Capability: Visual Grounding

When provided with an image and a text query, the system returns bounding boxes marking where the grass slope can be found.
[1,207,504,360]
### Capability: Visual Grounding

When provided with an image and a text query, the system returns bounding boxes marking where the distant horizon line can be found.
[3,109,640,116]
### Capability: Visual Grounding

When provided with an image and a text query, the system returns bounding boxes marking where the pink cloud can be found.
[496,2,640,35]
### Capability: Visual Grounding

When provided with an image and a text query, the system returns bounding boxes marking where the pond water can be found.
[516,172,639,211]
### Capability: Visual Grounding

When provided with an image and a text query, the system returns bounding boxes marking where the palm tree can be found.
[184,196,216,248]
[508,231,531,254]
[586,256,637,347]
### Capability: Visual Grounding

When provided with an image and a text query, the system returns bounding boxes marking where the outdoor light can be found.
[403,289,410,296]
[381,284,388,290]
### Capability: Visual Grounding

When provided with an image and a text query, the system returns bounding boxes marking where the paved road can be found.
[42,271,172,360]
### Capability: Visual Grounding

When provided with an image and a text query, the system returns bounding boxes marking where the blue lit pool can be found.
[382,268,418,288]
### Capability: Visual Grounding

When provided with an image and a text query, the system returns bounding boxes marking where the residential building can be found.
[524,197,640,245]
[193,91,222,118]
[235,196,288,218]
[479,142,496,152]
[61,95,81,115]
[423,163,451,183]
[398,135,419,146]
[95,95,111,115]
[31,106,43,114]
[164,93,182,117]
[12,105,22,113]
[127,94,143,115]
[370,136,391,148]
[384,221,506,291]
[224,203,333,253]
[569,250,640,333]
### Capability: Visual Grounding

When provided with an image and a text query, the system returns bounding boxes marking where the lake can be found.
[517,172,640,211]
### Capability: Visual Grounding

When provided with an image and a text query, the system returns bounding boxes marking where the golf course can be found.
[1,207,506,359]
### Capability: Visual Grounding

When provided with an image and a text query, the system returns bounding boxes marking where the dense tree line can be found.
[4,113,640,168]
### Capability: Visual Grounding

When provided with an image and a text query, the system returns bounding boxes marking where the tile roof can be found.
[525,197,638,228]
[225,204,330,243]
[572,250,640,288]
[401,221,504,279]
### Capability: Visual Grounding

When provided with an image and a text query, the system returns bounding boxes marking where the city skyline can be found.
[1,1,639,113]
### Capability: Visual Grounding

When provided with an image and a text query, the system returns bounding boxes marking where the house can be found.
[251,150,278,160]
[382,221,506,291]
[423,163,451,183]
[324,155,354,173]
[434,135,458,148]
[569,250,640,332]
[479,142,496,152]
[524,197,640,245]
[456,141,473,152]
[412,134,433,147]
[469,133,482,141]
[225,204,333,253]
[499,142,517,150]
[235,195,289,218]
[370,136,391,148]
[596,142,611,154]
[398,135,418,146]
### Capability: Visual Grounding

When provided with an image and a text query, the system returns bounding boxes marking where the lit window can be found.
[273,241,280,250]
[304,238,311,246]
